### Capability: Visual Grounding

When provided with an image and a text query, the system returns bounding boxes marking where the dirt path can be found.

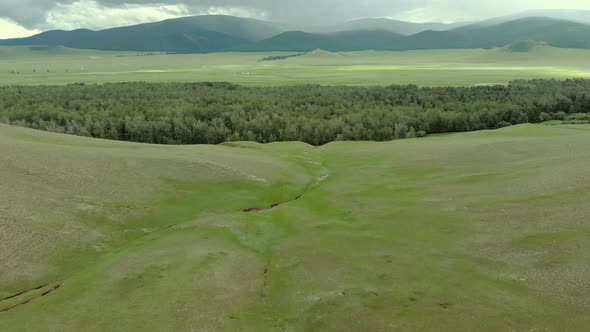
[0,155,329,316]
[242,194,304,213]
[0,282,63,313]
[0,283,50,302]
[261,264,270,298]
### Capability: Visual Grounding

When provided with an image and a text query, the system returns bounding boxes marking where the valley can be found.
[1,44,589,86]
[1,123,590,330]
[2,7,590,331]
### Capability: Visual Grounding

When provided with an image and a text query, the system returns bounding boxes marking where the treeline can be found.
[1,80,589,145]
[259,53,305,62]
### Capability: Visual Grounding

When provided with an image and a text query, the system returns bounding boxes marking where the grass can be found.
[1,123,590,330]
[0,44,589,86]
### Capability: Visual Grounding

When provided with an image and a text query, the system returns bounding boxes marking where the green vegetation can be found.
[565,113,590,124]
[1,45,590,86]
[259,53,305,62]
[1,123,590,330]
[2,79,589,145]
[1,18,589,328]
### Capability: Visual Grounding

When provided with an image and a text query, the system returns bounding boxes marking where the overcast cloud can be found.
[1,0,590,38]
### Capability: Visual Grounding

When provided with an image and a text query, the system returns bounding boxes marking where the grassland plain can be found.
[1,123,590,331]
[0,45,590,86]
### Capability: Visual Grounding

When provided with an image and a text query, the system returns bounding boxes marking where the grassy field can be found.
[1,45,590,86]
[1,122,590,331]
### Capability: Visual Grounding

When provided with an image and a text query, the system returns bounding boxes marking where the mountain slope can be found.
[239,17,590,52]
[383,17,590,51]
[0,15,282,53]
[326,18,467,35]
[167,15,283,41]
[476,9,590,26]
[2,15,590,53]
[239,30,403,52]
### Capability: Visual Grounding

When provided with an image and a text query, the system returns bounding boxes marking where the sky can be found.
[1,0,590,38]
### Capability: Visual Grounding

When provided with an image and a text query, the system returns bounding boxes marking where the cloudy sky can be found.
[1,0,590,38]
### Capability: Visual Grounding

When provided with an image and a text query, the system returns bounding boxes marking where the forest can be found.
[1,79,589,145]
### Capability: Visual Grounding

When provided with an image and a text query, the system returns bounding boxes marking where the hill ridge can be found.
[1,15,590,52]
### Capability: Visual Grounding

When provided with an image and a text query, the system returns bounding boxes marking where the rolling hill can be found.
[454,17,590,48]
[2,122,590,330]
[476,9,590,26]
[0,15,282,53]
[324,18,467,35]
[1,15,590,53]
[438,17,590,49]
[244,17,590,52]
[239,30,403,52]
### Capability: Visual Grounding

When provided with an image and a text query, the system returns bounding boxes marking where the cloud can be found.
[0,0,426,30]
[72,0,590,24]
[45,1,191,30]
[99,0,422,24]
[0,18,41,38]
[0,0,73,28]
[1,0,590,38]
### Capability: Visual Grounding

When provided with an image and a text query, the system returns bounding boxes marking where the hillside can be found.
[397,17,590,51]
[1,16,590,53]
[442,17,590,49]
[244,17,590,52]
[1,123,590,330]
[326,18,467,35]
[0,15,282,53]
[239,30,403,52]
[476,9,590,26]
[0,45,135,57]
[170,15,283,41]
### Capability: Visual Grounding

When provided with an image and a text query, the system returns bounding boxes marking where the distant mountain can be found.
[169,15,283,41]
[1,15,590,53]
[417,17,590,50]
[476,9,590,26]
[239,30,403,52]
[0,15,282,53]
[323,18,467,35]
[239,17,590,52]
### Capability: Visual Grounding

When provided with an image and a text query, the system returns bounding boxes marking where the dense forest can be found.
[1,79,589,145]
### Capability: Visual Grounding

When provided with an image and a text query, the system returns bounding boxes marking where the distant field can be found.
[1,123,590,330]
[1,45,589,86]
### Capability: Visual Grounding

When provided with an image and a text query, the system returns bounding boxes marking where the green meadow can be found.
[1,45,590,86]
[2,42,590,330]
[1,122,590,331]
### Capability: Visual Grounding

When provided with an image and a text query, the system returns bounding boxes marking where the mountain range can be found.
[317,18,466,35]
[1,12,590,53]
